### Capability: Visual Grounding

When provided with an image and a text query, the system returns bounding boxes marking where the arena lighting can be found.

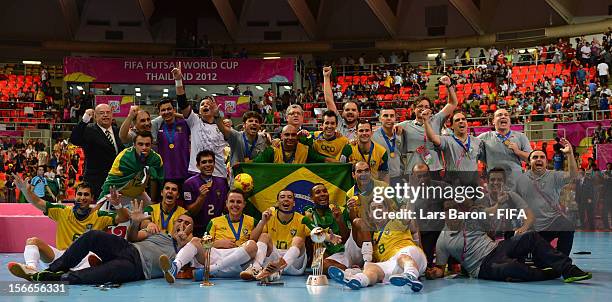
[211,93,217,96]
[263,56,281,60]
[135,87,141,92]
[162,93,169,97]
[163,88,169,92]
[200,87,207,92]
[283,85,292,89]
[255,85,263,90]
[227,86,234,90]
[76,86,83,90]
[22,60,41,65]
[135,92,142,97]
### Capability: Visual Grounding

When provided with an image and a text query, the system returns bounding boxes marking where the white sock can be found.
[215,247,250,271]
[283,246,300,267]
[173,242,198,269]
[254,242,267,269]
[353,272,370,287]
[361,242,373,262]
[24,245,40,269]
[403,263,419,278]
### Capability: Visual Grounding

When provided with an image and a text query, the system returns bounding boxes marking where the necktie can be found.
[105,130,116,153]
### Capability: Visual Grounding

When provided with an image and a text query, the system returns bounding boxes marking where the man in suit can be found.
[70,104,124,199]
[575,168,595,230]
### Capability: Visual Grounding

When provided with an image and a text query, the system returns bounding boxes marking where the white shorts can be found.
[192,247,251,278]
[326,233,363,268]
[42,246,92,271]
[371,246,427,282]
[265,247,307,276]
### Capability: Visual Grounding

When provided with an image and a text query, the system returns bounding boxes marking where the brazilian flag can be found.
[234,163,354,219]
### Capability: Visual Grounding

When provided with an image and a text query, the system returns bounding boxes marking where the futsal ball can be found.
[233,173,254,193]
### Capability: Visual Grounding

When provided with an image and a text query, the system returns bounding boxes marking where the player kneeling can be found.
[159,189,257,283]
[328,201,427,292]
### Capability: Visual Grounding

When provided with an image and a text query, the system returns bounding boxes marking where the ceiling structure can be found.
[0,0,610,62]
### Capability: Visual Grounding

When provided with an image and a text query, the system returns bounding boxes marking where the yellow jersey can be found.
[372,219,419,262]
[311,131,351,160]
[348,142,389,179]
[263,210,310,250]
[207,214,256,246]
[45,202,116,250]
[144,203,188,234]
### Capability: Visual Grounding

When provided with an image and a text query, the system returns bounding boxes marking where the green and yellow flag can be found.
[234,163,353,217]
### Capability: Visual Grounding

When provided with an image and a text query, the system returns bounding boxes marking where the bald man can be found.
[254,125,333,163]
[70,104,124,198]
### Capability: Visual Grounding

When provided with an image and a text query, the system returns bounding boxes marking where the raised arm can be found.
[119,106,139,144]
[250,208,271,240]
[561,138,577,179]
[171,62,193,118]
[127,199,151,242]
[422,109,441,146]
[13,173,46,211]
[323,66,338,114]
[69,109,94,147]
[438,76,458,118]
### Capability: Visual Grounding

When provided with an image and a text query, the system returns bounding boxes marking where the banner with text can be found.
[64,57,294,84]
[94,95,135,118]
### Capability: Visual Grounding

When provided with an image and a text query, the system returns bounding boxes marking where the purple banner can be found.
[472,125,524,136]
[596,144,612,170]
[64,57,294,84]
[556,121,611,146]
[215,96,250,119]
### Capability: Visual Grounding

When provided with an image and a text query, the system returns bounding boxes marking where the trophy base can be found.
[306,275,328,286]
[200,281,214,287]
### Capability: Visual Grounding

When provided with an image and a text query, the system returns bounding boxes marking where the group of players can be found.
[7,65,593,291]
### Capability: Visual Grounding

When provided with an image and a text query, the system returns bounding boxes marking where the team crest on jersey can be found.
[177,126,182,132]
[243,229,249,236]
[184,192,192,201]
[384,229,391,235]
[290,229,297,236]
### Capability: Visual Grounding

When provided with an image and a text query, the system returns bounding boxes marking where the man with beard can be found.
[182,150,229,237]
[348,121,389,182]
[99,131,164,205]
[427,200,591,283]
[139,181,188,235]
[8,176,128,276]
[172,64,228,179]
[70,104,124,198]
[219,111,269,166]
[302,183,360,274]
[328,201,426,292]
[479,167,534,239]
[424,111,482,186]
[160,189,258,283]
[254,125,333,163]
[9,200,195,285]
[515,140,577,256]
[478,109,532,186]
[299,110,352,161]
[152,99,191,189]
[119,105,152,146]
[396,76,458,180]
[372,109,406,185]
[323,66,360,141]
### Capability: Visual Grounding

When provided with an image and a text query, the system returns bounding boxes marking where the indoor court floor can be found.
[1,232,610,302]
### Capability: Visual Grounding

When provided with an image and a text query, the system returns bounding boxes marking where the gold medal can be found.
[390,152,395,158]
[503,140,511,147]
[169,143,175,149]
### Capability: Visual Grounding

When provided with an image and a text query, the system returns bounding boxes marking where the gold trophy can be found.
[306,227,329,286]
[199,233,215,287]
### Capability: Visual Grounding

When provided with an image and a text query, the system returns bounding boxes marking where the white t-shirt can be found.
[185,113,228,178]
[581,46,591,58]
[597,62,609,76]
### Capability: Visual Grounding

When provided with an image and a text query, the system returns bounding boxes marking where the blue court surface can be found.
[1,232,610,302]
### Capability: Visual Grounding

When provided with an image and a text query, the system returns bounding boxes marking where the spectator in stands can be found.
[70,104,124,199]
[597,60,609,86]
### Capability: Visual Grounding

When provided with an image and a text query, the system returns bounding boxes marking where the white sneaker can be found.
[240,264,261,281]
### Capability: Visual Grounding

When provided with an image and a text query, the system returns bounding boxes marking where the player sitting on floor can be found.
[328,200,427,292]
[426,200,592,283]
[159,189,258,283]
[8,174,128,277]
